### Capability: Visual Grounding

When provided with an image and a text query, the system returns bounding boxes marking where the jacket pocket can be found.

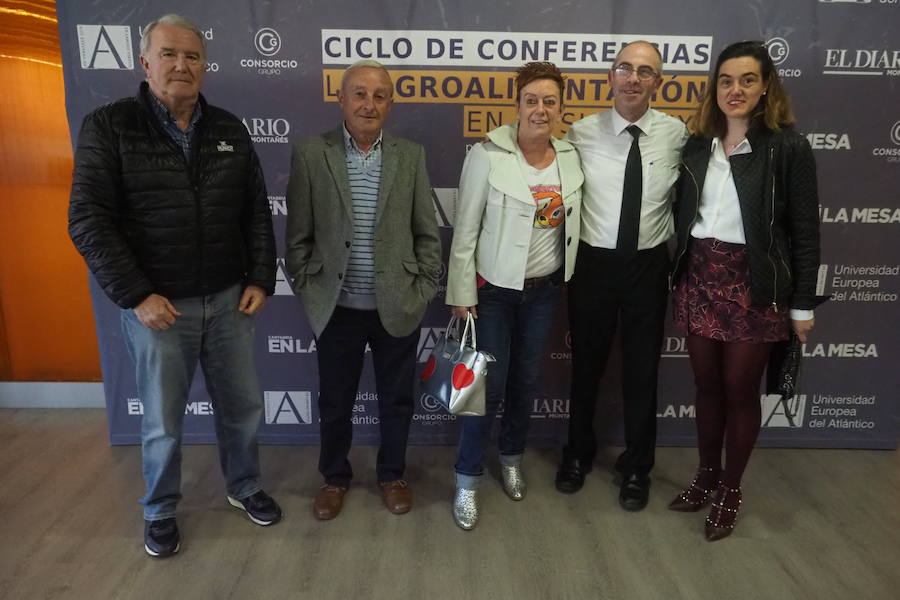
[402,260,420,275]
[294,259,323,290]
[304,259,324,275]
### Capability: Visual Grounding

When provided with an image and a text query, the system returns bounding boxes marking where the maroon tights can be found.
[686,335,774,488]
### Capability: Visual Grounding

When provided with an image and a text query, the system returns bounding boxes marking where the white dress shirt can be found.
[565,107,688,250]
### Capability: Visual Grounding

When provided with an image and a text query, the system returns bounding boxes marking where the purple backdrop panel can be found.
[57,0,899,448]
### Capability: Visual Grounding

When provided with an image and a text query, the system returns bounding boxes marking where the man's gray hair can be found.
[341,59,393,92]
[140,14,206,59]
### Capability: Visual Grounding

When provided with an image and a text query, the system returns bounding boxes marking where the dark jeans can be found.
[565,242,670,477]
[316,306,418,485]
[455,273,562,477]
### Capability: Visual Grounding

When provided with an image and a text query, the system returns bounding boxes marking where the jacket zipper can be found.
[767,146,779,312]
[190,134,204,293]
[671,162,701,290]
[150,114,205,291]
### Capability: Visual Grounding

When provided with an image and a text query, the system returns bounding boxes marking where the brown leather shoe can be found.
[379,480,412,514]
[313,484,347,520]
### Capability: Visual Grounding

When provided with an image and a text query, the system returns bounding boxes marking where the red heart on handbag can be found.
[420,355,436,381]
[452,363,475,389]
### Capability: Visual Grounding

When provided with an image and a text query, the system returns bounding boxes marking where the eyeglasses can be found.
[612,64,659,82]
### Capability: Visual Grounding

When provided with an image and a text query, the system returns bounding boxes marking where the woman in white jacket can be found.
[445,62,583,530]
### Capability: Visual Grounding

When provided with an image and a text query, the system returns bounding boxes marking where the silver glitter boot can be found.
[501,464,526,501]
[452,487,479,530]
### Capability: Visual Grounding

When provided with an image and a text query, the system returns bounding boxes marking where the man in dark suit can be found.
[285,59,441,520]
[556,41,688,510]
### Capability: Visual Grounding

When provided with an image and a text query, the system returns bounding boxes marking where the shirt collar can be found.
[610,107,654,137]
[148,89,202,130]
[342,123,383,153]
[711,136,753,158]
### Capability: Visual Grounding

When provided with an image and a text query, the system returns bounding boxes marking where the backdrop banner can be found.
[56,1,899,448]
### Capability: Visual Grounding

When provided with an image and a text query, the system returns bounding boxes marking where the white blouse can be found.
[690,137,750,244]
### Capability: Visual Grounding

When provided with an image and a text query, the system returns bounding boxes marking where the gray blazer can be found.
[285,127,442,338]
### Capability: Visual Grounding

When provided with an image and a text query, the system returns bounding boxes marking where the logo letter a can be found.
[89,26,127,69]
[274,392,303,424]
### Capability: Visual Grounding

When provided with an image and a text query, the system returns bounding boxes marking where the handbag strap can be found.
[444,312,477,349]
[444,315,460,340]
[443,313,478,365]
[465,312,477,349]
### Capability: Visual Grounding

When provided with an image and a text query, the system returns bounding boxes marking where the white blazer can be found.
[446,123,584,307]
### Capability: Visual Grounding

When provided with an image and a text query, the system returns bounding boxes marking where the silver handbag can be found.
[418,313,494,416]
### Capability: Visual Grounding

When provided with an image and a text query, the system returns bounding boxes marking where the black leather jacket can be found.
[672,127,828,310]
[69,83,275,308]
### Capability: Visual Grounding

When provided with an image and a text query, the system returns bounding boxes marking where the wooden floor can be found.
[1,409,898,600]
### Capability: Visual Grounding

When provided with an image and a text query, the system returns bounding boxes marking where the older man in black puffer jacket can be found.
[68,13,280,559]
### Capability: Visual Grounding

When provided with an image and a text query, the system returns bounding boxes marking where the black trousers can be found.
[565,242,670,476]
[315,306,419,486]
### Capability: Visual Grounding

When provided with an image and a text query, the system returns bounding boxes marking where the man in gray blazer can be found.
[285,59,441,520]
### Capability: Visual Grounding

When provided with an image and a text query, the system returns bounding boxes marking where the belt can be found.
[522,272,558,290]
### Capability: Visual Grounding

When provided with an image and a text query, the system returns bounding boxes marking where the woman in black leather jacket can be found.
[667,41,828,541]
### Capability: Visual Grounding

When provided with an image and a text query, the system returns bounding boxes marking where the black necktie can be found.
[617,124,642,257]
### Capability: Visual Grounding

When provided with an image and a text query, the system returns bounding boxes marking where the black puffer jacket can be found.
[672,127,828,310]
[68,82,275,309]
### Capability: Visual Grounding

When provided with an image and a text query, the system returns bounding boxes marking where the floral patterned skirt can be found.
[673,238,789,343]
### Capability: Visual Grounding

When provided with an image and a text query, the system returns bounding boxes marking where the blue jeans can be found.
[454,273,561,483]
[122,284,263,520]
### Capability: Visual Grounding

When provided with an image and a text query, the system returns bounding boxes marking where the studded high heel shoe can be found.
[704,484,742,542]
[452,487,479,530]
[501,465,526,501]
[668,467,720,512]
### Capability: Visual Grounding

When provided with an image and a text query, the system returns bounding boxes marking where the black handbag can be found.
[766,332,803,424]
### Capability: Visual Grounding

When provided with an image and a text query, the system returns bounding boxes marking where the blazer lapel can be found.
[487,151,534,205]
[375,132,398,226]
[323,127,353,220]
[729,128,770,216]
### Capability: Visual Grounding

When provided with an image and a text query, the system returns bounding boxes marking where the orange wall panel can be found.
[0,3,101,381]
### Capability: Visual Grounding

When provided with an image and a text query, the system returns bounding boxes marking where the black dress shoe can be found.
[619,473,650,511]
[555,457,591,494]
